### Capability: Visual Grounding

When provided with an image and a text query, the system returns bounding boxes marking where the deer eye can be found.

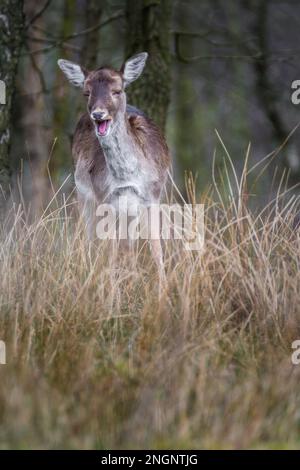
[112,90,122,96]
[83,90,90,97]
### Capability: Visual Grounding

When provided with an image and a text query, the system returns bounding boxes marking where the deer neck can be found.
[98,115,139,182]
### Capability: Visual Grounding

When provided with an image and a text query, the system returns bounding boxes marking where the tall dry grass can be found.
[0,148,300,449]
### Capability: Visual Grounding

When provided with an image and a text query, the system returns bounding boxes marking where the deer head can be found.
[58,53,148,138]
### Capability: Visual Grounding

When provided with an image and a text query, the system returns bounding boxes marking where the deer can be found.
[58,52,170,277]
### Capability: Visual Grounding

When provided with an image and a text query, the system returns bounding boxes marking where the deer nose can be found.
[91,111,106,121]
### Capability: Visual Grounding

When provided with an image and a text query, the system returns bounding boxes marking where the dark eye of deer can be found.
[113,90,121,96]
[83,90,90,97]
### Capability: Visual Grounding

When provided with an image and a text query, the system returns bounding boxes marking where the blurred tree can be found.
[125,0,172,130]
[51,0,78,180]
[0,0,24,216]
[250,1,299,185]
[81,0,103,69]
[20,0,51,216]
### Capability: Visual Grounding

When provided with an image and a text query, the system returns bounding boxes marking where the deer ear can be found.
[58,59,87,88]
[121,52,148,88]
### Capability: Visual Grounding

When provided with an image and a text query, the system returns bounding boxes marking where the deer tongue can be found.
[98,120,109,136]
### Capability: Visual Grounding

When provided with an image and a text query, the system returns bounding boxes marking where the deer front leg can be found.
[150,238,166,289]
[77,193,97,241]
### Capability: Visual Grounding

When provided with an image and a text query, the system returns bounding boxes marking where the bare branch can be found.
[23,11,124,56]
[26,0,53,29]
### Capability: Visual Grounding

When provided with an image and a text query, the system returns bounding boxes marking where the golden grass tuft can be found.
[1,152,300,449]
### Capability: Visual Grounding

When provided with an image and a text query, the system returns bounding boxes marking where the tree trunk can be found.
[21,0,52,218]
[81,0,103,70]
[125,0,172,130]
[251,1,300,186]
[0,0,24,217]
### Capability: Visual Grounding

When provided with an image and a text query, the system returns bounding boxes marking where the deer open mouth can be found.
[96,119,111,137]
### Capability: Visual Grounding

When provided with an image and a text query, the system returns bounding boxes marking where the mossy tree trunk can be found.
[0,0,24,217]
[125,0,172,131]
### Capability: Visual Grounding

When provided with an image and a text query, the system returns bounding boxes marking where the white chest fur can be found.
[99,122,157,207]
